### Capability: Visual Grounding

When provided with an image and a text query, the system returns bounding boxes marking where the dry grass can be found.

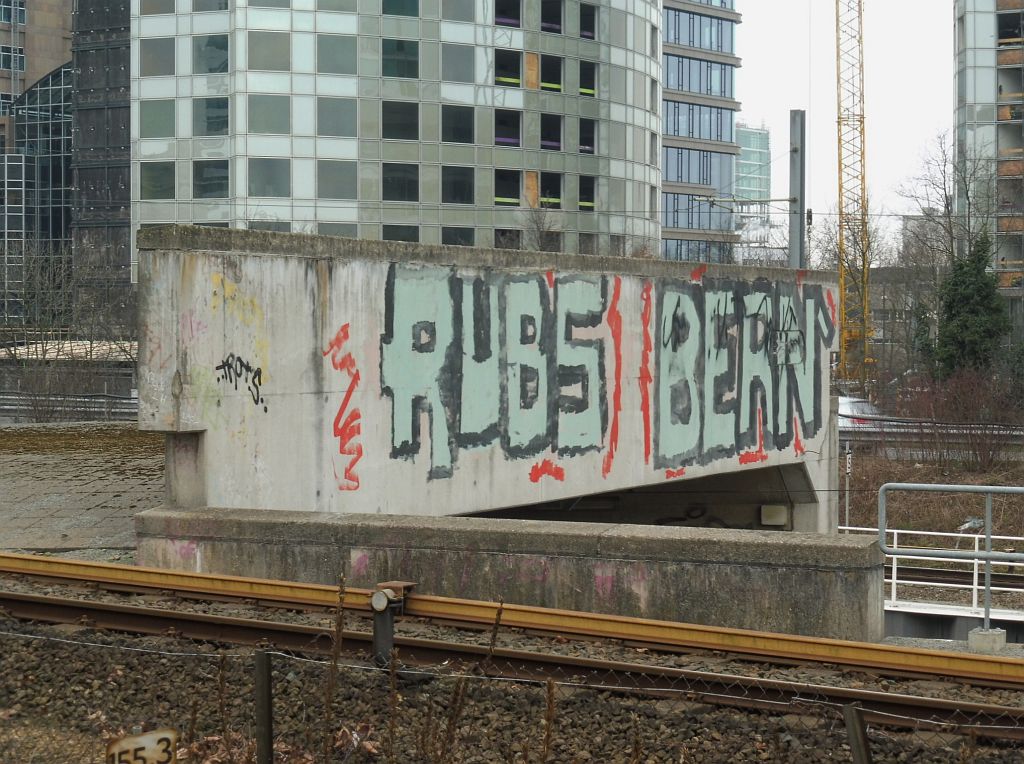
[842,456,1024,537]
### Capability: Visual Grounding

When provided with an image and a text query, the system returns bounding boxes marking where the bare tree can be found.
[521,202,563,253]
[898,131,996,266]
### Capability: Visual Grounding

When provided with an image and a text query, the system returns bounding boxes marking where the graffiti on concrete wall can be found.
[378,264,835,481]
[323,323,363,491]
[215,353,267,412]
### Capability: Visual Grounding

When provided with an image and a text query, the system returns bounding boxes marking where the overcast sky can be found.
[736,0,954,227]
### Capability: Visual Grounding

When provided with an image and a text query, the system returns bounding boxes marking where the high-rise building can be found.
[955,0,1024,282]
[735,122,769,219]
[0,0,73,151]
[70,0,131,311]
[659,0,741,263]
[0,61,73,322]
[130,0,662,264]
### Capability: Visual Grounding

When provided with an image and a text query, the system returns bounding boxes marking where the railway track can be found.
[887,564,1024,590]
[3,553,1024,743]
[1,551,1023,685]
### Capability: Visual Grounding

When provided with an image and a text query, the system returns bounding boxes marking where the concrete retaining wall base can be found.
[136,507,885,642]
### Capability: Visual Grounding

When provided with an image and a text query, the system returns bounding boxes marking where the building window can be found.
[318,34,357,74]
[140,100,175,138]
[579,175,595,211]
[382,39,418,78]
[382,163,419,201]
[252,0,290,7]
[609,235,625,257]
[319,222,358,237]
[442,43,475,83]
[579,118,595,154]
[650,131,658,164]
[663,54,734,98]
[540,114,562,151]
[193,160,230,198]
[381,101,418,140]
[442,226,474,245]
[139,39,173,77]
[579,3,596,39]
[141,0,173,15]
[540,55,562,92]
[193,0,228,11]
[248,158,291,197]
[382,0,417,15]
[494,49,521,87]
[494,169,520,206]
[442,0,473,22]
[494,109,521,147]
[495,229,521,249]
[442,166,474,204]
[441,105,473,143]
[540,0,562,33]
[317,97,357,137]
[248,95,290,134]
[662,101,734,142]
[579,61,597,96]
[193,34,229,74]
[579,232,597,255]
[495,0,520,27]
[540,172,561,208]
[650,185,658,221]
[318,0,356,10]
[193,97,229,136]
[249,221,291,232]
[317,160,358,199]
[383,224,419,242]
[140,162,175,200]
[0,0,25,23]
[249,31,290,71]
[537,231,561,252]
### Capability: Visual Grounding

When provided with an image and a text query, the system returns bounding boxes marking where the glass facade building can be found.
[131,0,662,260]
[659,0,740,263]
[0,61,72,322]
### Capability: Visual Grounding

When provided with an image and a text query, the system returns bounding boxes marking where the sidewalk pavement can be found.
[0,423,164,560]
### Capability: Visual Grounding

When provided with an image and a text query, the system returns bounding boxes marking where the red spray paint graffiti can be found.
[665,468,686,480]
[793,416,806,456]
[639,281,654,464]
[601,277,624,478]
[323,324,363,491]
[529,459,565,483]
[738,406,769,465]
[690,263,708,282]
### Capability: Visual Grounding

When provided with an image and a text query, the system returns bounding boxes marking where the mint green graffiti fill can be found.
[556,278,604,453]
[657,288,701,459]
[380,267,454,476]
[741,291,774,440]
[703,289,736,455]
[460,280,499,436]
[504,280,548,452]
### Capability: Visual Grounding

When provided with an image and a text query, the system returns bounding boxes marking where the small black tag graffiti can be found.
[215,353,268,412]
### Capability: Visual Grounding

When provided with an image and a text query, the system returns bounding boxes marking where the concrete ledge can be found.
[136,507,885,641]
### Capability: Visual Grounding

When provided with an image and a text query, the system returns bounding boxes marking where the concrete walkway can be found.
[0,423,164,560]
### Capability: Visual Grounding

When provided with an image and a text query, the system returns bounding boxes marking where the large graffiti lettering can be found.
[380,266,835,480]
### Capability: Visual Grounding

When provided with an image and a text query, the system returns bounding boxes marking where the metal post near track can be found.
[985,492,993,630]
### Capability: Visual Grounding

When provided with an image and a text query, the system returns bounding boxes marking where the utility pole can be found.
[789,109,807,269]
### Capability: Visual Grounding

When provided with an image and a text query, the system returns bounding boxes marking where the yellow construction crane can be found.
[835,0,872,389]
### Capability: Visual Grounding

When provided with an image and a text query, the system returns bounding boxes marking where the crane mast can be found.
[835,0,871,388]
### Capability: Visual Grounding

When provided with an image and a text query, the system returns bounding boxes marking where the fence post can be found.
[842,703,873,764]
[255,649,273,764]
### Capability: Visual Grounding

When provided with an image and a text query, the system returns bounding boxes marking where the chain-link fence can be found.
[1,616,1022,763]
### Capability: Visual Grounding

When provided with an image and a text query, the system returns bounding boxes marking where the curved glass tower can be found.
[131,0,662,259]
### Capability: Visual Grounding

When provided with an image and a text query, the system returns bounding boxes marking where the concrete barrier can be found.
[136,508,884,641]
[137,227,839,531]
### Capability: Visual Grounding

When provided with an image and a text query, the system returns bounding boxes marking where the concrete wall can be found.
[138,227,839,529]
[135,508,884,641]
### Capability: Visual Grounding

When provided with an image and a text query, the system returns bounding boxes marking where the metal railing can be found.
[841,524,1024,614]
[877,483,1024,629]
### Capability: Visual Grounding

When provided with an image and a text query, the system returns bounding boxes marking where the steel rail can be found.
[2,590,1023,743]
[2,552,1024,685]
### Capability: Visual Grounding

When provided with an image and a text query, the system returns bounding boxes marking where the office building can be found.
[0,0,73,151]
[660,0,741,263]
[131,0,662,262]
[955,0,1024,282]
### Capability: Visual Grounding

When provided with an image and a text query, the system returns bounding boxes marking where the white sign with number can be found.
[106,729,178,764]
